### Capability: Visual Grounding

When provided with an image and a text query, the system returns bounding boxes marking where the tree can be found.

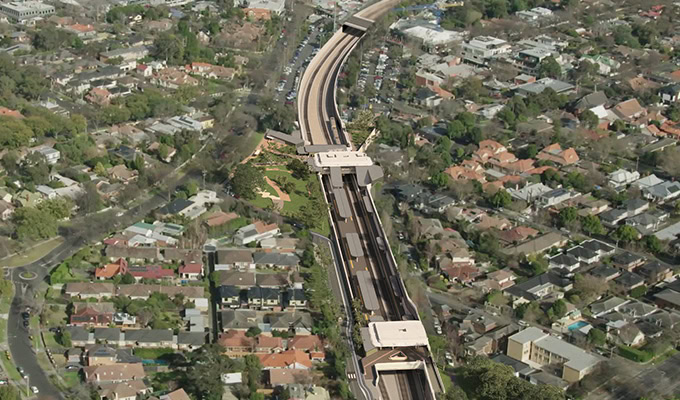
[538,56,561,79]
[431,172,449,188]
[644,235,662,254]
[287,159,310,180]
[580,109,599,129]
[38,198,73,220]
[184,344,237,400]
[558,207,578,228]
[77,182,104,214]
[526,254,548,276]
[490,190,511,209]
[587,328,606,346]
[231,163,265,200]
[58,330,72,347]
[614,225,639,243]
[120,273,135,284]
[243,354,263,392]
[630,285,648,299]
[13,208,57,241]
[0,385,20,400]
[581,215,604,235]
[245,327,261,337]
[549,299,567,319]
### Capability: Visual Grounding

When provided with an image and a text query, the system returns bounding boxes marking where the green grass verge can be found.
[2,237,64,267]
[439,368,453,391]
[1,354,21,382]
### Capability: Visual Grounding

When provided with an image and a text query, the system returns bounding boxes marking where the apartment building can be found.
[462,36,511,66]
[507,327,600,383]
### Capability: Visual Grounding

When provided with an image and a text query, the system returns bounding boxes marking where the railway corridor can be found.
[296,1,444,399]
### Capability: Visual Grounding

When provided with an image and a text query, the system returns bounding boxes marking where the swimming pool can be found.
[567,321,589,331]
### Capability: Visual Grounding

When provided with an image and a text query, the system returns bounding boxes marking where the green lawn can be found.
[43,332,61,348]
[265,170,307,214]
[0,320,6,350]
[42,304,68,328]
[2,237,64,267]
[133,347,176,359]
[30,316,41,349]
[0,285,14,314]
[62,371,80,388]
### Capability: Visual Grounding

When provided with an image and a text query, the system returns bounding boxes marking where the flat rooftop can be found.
[367,321,428,348]
[344,15,374,31]
[312,151,374,168]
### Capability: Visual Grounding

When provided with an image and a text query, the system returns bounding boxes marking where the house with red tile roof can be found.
[440,263,480,284]
[95,258,128,280]
[612,98,646,124]
[179,262,203,280]
[85,87,112,106]
[498,226,539,245]
[70,302,115,326]
[258,349,312,370]
[218,330,255,356]
[255,335,284,353]
[536,143,579,166]
[501,159,535,175]
[287,335,323,352]
[128,265,175,281]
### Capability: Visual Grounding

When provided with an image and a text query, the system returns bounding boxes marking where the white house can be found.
[608,169,640,188]
[32,145,60,164]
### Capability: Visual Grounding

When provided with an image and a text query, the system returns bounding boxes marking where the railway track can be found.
[297,1,440,399]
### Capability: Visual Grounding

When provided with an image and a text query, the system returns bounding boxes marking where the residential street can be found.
[4,172,194,398]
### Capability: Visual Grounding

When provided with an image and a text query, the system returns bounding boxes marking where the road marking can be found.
[349,259,354,269]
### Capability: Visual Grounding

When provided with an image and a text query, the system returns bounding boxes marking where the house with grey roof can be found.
[643,181,680,203]
[123,329,174,348]
[176,332,207,351]
[248,287,281,310]
[252,252,300,269]
[93,328,124,346]
[218,285,242,308]
[220,310,260,332]
[590,296,628,317]
[67,326,94,346]
[216,250,254,271]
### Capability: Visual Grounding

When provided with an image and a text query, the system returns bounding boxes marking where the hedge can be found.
[618,345,652,363]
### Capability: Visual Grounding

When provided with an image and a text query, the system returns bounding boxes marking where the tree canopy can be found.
[232,163,265,200]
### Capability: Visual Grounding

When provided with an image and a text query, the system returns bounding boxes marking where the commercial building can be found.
[507,327,600,383]
[0,1,54,22]
[461,36,511,66]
